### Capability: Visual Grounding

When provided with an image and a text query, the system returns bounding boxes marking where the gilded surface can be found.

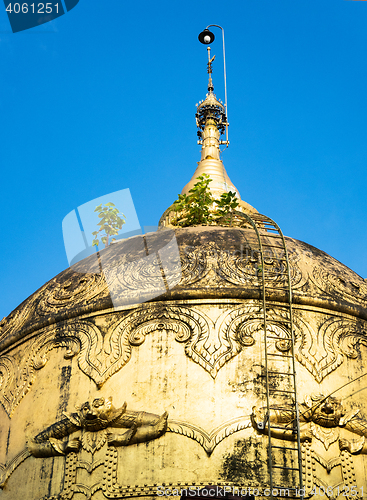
[1,398,168,496]
[252,395,367,496]
[1,302,366,417]
[28,397,168,457]
[1,227,367,499]
[1,227,366,349]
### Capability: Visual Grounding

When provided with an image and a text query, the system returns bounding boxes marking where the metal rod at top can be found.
[206,24,229,150]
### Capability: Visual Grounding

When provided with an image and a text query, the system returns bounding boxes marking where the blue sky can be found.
[1,0,367,320]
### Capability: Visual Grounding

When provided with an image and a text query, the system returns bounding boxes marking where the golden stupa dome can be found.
[1,41,367,500]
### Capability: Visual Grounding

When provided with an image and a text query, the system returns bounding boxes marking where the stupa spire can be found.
[159,33,258,228]
[180,48,239,200]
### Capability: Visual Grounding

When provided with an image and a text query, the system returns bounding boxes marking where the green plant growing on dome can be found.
[172,174,215,226]
[215,191,239,226]
[171,174,240,227]
[92,203,126,248]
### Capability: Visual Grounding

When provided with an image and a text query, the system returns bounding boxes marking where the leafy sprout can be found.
[172,174,215,226]
[92,202,126,248]
[171,174,239,227]
[215,191,239,226]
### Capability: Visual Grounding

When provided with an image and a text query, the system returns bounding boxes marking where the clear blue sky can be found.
[1,0,367,320]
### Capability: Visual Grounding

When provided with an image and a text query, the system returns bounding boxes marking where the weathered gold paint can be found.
[0,225,366,499]
[1,54,366,500]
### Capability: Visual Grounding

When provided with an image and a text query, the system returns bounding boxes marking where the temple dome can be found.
[1,222,367,500]
[1,226,366,353]
[1,37,367,500]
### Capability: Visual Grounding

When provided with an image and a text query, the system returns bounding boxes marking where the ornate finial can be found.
[158,27,259,227]
[207,46,215,92]
[195,48,227,142]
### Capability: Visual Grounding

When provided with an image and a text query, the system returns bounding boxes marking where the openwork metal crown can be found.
[196,98,227,135]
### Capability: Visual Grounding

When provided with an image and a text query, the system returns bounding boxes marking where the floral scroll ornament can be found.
[0,303,293,417]
[294,316,367,383]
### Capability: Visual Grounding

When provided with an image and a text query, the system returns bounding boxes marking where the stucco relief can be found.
[2,394,366,497]
[252,395,367,497]
[0,394,254,493]
[37,272,108,316]
[1,303,367,417]
[312,266,367,306]
[0,397,169,495]
[168,416,252,455]
[0,325,80,416]
[0,356,15,415]
[0,294,38,344]
[27,397,168,458]
[252,394,367,451]
[3,234,367,354]
[302,442,361,499]
[294,315,367,383]
[179,241,305,289]
[0,304,296,416]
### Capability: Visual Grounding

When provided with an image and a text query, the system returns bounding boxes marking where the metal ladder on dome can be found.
[240,211,303,500]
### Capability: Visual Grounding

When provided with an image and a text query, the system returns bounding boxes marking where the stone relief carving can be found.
[312,266,367,306]
[179,241,305,289]
[0,304,295,416]
[0,397,253,496]
[252,394,367,498]
[37,273,108,316]
[294,316,367,383]
[27,397,168,457]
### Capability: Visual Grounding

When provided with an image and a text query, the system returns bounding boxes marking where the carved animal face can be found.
[77,397,114,430]
[304,395,344,428]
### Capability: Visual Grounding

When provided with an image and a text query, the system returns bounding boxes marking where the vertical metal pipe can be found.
[206,24,229,150]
